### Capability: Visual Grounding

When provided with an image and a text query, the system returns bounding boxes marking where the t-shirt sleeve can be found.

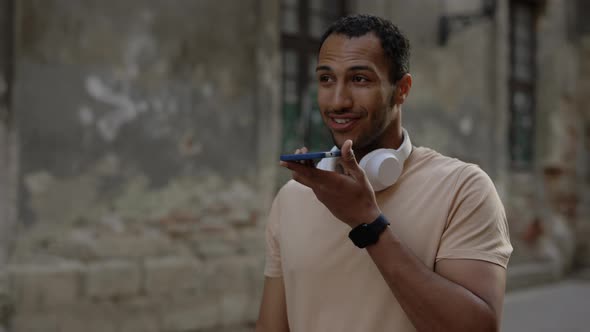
[436,165,513,268]
[264,193,283,277]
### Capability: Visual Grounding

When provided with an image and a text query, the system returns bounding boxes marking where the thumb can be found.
[340,140,362,176]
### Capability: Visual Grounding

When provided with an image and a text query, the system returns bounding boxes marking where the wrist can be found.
[349,209,382,229]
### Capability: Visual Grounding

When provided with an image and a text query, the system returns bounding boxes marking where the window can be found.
[280,0,347,153]
[509,0,538,170]
[0,0,15,119]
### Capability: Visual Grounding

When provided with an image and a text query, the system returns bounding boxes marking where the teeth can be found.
[334,118,351,124]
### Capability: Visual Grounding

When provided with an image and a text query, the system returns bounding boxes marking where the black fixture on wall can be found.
[438,0,497,46]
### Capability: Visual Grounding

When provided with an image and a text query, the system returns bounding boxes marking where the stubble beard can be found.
[330,106,394,159]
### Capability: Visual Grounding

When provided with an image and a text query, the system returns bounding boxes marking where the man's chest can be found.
[278,191,448,276]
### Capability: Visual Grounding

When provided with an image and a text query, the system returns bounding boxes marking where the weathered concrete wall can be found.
[15,0,265,227]
[0,0,18,266]
[0,120,18,332]
[575,36,590,267]
[0,122,18,262]
[506,0,590,289]
[522,0,579,267]
[0,2,19,327]
[3,0,281,331]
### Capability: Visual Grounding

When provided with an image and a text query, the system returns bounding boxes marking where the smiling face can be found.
[316,33,408,158]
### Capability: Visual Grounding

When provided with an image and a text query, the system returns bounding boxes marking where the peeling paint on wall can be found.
[85,76,148,141]
[78,105,94,126]
[459,115,473,136]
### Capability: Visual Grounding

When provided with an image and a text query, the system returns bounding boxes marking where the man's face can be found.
[316,33,398,152]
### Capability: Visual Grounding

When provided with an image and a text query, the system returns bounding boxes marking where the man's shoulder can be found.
[411,146,475,176]
[411,146,495,191]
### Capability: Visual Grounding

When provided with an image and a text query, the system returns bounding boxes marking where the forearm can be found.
[366,228,498,332]
[256,277,290,332]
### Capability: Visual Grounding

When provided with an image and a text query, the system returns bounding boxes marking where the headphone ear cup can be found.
[358,128,411,192]
[359,150,403,192]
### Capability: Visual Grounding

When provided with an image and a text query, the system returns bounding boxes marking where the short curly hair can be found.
[319,14,410,84]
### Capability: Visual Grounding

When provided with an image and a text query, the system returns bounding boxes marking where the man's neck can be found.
[355,124,403,162]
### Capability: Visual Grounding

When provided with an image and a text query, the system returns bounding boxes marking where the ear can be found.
[394,73,412,105]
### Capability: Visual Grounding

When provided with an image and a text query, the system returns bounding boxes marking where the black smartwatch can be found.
[348,214,390,248]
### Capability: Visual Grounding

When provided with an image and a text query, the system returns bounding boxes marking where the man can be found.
[256,14,512,332]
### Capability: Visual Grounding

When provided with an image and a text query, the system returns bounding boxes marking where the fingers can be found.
[294,147,308,154]
[293,147,313,167]
[280,159,320,188]
[282,146,314,184]
[339,140,362,177]
[341,140,355,161]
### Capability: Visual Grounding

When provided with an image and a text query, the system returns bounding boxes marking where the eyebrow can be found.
[316,65,332,72]
[315,65,375,72]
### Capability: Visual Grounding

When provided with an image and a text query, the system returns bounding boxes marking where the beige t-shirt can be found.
[265,147,513,332]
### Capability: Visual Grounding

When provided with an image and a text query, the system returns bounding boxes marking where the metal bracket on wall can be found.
[438,0,496,46]
[0,0,15,122]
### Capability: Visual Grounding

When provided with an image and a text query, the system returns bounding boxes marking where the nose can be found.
[331,82,353,111]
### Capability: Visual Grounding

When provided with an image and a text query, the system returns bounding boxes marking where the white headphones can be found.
[316,128,412,192]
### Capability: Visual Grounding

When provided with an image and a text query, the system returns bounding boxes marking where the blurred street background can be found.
[503,272,590,332]
[0,0,589,331]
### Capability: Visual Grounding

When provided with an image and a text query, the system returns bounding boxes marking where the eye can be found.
[318,74,334,83]
[352,75,369,83]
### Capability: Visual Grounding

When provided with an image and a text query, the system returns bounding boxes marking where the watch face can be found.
[350,224,379,248]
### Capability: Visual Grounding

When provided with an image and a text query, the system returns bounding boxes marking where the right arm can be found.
[255,276,290,332]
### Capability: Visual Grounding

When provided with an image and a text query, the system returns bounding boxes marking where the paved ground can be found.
[502,278,590,332]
